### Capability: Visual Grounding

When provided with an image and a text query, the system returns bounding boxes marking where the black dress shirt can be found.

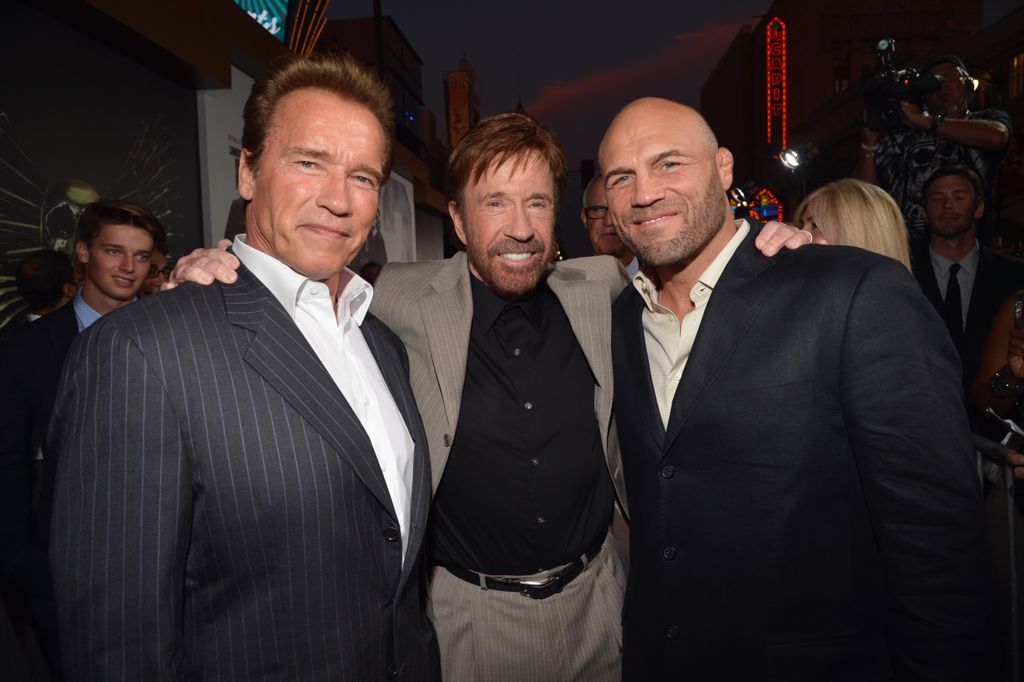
[430,275,614,575]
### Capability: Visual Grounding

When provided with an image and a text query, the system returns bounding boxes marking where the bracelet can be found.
[989,365,1024,398]
[931,114,944,135]
[859,150,877,158]
[859,142,881,153]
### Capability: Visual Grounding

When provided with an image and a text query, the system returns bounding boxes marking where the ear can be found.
[449,201,468,247]
[62,281,77,298]
[238,149,257,201]
[716,148,735,192]
[75,240,89,266]
[974,197,985,221]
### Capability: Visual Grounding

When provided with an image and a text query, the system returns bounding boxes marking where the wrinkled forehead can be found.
[600,107,707,168]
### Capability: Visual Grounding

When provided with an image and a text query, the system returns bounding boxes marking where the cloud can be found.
[525,18,750,122]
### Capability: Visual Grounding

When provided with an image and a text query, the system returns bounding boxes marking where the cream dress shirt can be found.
[631,220,750,429]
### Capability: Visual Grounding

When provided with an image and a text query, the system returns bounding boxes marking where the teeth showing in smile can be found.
[502,253,531,261]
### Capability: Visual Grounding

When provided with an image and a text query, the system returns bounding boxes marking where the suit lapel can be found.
[617,286,666,458]
[965,247,995,331]
[361,315,430,595]
[224,266,396,521]
[417,253,472,456]
[913,256,943,312]
[547,265,614,447]
[662,226,774,455]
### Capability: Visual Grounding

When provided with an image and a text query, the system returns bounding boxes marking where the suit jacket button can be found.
[383,527,400,542]
[443,433,451,447]
[385,663,397,678]
[663,546,677,560]
[666,625,680,639]
[660,465,675,479]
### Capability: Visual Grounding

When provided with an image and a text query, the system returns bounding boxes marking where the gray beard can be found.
[618,173,728,268]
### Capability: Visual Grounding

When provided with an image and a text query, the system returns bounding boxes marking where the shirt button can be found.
[443,433,451,447]
[660,465,675,479]
[536,516,546,525]
[530,457,539,466]
[382,527,400,542]
[513,348,521,357]
[666,625,680,639]
[524,401,533,410]
[663,546,677,560]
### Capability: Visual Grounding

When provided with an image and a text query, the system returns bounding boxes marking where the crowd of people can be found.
[0,47,1021,682]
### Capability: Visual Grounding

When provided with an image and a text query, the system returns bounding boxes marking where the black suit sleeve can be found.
[0,333,37,552]
[839,258,1000,680]
[49,319,191,680]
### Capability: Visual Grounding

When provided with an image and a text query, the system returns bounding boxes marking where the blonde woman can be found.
[793,178,912,270]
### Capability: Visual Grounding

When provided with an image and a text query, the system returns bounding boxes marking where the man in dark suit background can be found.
[600,97,1000,680]
[13,249,77,324]
[1,201,162,680]
[913,165,1024,415]
[49,52,438,680]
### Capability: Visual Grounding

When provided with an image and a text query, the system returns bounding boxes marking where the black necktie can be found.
[943,263,964,348]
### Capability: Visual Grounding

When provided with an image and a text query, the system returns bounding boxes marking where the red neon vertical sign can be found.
[766,17,787,149]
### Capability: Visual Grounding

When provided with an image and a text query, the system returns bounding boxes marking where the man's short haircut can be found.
[16,250,75,311]
[446,112,568,211]
[922,165,984,204]
[76,199,167,251]
[243,51,395,179]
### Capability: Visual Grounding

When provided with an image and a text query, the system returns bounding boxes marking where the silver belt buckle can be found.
[517,574,559,588]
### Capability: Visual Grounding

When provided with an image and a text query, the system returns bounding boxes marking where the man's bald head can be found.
[597,97,734,269]
[599,98,719,171]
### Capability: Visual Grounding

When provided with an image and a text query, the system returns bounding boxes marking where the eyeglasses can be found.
[584,205,608,220]
[148,265,172,278]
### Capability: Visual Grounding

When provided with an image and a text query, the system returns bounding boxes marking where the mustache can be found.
[487,238,545,257]
[623,200,684,225]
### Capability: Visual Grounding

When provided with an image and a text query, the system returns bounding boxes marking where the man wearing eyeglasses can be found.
[581,175,639,277]
[138,246,172,297]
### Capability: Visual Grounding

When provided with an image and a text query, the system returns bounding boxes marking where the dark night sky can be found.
[326,0,1020,256]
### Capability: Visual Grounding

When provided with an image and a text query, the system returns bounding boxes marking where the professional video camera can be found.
[862,38,942,131]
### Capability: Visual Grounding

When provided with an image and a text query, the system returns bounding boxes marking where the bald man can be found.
[602,98,1000,681]
[581,175,638,277]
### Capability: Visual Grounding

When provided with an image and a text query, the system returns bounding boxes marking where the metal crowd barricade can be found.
[973,433,1019,682]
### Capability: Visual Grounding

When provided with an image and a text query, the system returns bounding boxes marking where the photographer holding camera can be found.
[856,53,1010,252]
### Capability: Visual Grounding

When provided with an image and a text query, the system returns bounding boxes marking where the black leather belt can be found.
[441,534,605,600]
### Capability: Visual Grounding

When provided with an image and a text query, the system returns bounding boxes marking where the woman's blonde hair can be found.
[794,178,911,270]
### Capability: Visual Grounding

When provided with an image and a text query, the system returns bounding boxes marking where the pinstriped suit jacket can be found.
[48,265,439,681]
[370,251,629,514]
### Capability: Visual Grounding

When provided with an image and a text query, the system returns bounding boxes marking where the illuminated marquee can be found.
[766,17,787,149]
[750,189,783,223]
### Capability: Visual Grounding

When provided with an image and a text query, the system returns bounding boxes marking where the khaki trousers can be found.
[428,534,625,682]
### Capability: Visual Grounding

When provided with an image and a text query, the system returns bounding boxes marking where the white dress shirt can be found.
[234,235,414,562]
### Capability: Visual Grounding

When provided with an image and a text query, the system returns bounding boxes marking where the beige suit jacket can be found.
[370,251,629,516]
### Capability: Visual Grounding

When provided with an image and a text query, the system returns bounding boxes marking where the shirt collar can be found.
[233,234,373,325]
[631,219,750,312]
[470,271,546,333]
[72,288,103,332]
[929,239,980,276]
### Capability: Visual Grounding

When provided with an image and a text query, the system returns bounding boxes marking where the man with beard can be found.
[169,111,818,681]
[915,165,1024,407]
[174,111,631,681]
[602,98,1000,680]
